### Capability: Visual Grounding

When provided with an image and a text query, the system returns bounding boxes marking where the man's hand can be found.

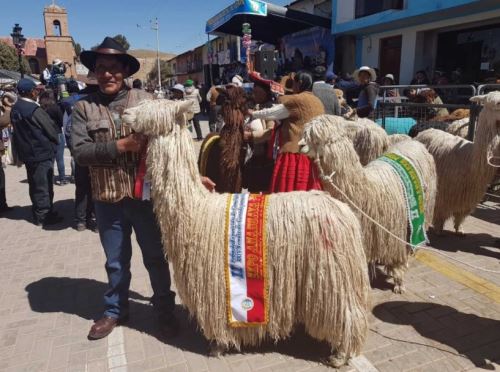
[201,177,216,192]
[116,133,147,154]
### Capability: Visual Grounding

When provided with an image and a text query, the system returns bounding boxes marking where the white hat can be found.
[384,74,395,82]
[353,66,377,82]
[53,59,63,66]
[231,74,243,87]
[171,84,185,93]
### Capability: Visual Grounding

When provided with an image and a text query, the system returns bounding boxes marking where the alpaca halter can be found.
[487,155,500,168]
[312,154,500,274]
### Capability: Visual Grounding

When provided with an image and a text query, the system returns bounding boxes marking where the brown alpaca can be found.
[199,87,247,193]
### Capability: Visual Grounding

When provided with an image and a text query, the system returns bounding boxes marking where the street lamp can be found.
[11,23,27,78]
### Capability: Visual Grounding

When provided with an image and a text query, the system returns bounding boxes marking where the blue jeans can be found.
[94,198,176,319]
[55,133,66,181]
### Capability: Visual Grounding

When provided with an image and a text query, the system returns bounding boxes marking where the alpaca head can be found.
[299,114,348,159]
[470,91,500,165]
[123,99,192,137]
[470,91,500,135]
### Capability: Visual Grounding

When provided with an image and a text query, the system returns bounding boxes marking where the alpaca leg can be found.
[432,217,445,236]
[387,264,406,294]
[453,214,466,236]
[208,342,227,357]
[326,351,350,368]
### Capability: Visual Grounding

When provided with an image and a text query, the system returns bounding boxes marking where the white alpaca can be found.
[301,115,437,293]
[345,118,389,166]
[346,118,411,165]
[416,92,500,235]
[123,100,370,367]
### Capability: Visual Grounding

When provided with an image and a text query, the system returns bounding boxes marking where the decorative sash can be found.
[134,143,151,201]
[378,153,428,249]
[225,194,269,327]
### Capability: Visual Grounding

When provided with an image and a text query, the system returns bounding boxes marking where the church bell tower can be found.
[43,1,77,77]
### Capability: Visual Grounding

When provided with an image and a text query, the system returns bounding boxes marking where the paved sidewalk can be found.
[0,120,499,371]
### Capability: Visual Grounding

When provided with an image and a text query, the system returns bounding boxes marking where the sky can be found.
[0,0,291,54]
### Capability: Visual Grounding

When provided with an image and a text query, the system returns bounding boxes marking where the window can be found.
[53,20,62,36]
[355,0,403,19]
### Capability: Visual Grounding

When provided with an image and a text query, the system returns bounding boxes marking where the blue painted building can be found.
[332,0,500,83]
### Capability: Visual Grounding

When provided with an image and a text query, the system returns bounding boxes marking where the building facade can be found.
[43,4,77,77]
[1,3,77,78]
[333,0,500,83]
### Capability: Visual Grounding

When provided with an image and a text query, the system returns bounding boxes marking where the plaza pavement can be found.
[0,119,499,372]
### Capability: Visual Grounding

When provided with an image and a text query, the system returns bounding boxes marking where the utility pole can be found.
[151,18,163,96]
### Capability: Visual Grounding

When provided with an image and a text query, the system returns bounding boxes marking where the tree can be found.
[147,59,173,85]
[112,34,130,51]
[73,40,82,59]
[0,41,31,74]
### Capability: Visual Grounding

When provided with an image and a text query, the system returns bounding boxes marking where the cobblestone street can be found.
[0,121,499,372]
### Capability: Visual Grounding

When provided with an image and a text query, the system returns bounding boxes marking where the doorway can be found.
[379,35,402,83]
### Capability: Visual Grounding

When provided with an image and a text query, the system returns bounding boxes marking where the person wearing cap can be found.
[170,84,185,100]
[312,65,341,116]
[0,91,17,214]
[184,79,203,141]
[10,79,61,226]
[353,66,379,118]
[71,37,178,340]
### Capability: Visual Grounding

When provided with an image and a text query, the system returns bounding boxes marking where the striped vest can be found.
[80,89,151,202]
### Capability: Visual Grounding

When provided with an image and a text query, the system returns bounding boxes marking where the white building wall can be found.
[359,8,500,84]
[336,1,355,24]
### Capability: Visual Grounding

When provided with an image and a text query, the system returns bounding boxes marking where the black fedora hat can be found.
[80,37,140,76]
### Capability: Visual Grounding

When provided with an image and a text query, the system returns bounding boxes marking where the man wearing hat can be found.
[353,66,379,118]
[71,37,178,340]
[10,79,61,225]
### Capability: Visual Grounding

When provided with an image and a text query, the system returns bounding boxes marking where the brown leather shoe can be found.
[88,316,119,340]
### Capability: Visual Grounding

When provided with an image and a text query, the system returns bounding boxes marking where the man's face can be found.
[358,71,371,84]
[95,55,128,95]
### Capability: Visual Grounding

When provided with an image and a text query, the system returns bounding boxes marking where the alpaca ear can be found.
[470,94,487,104]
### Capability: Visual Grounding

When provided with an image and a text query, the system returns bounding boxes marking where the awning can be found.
[206,0,331,44]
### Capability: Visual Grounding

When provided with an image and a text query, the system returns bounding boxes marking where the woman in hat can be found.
[251,70,325,192]
[381,73,401,102]
[353,66,379,118]
[242,71,284,192]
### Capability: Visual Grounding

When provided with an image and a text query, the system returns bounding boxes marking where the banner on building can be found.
[279,26,335,72]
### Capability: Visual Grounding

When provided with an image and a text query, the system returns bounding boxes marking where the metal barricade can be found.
[477,84,500,95]
[371,85,478,140]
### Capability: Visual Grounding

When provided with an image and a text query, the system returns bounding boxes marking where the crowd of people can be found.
[0,33,491,343]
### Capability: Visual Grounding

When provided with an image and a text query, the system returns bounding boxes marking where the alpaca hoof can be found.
[208,343,226,358]
[393,284,406,294]
[326,352,349,368]
[454,229,466,237]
